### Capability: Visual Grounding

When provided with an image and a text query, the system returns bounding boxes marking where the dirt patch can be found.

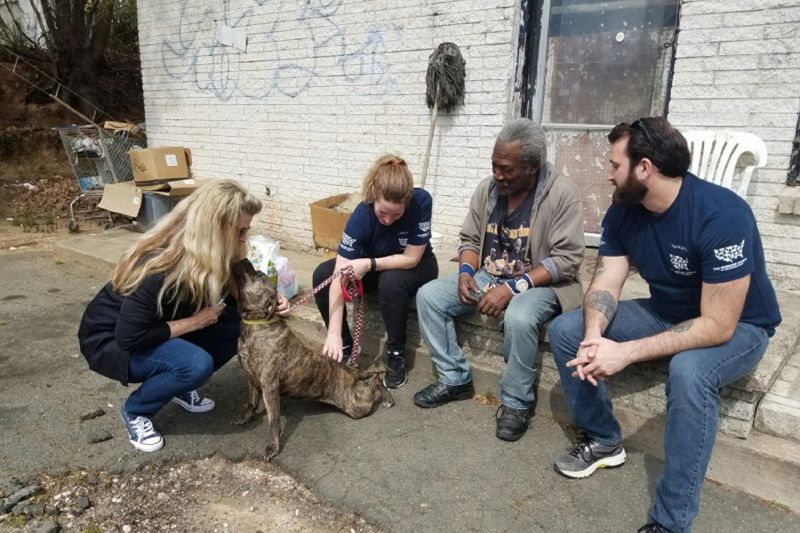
[0,60,109,228]
[0,457,380,532]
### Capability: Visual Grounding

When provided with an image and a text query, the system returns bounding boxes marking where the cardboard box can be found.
[99,179,202,219]
[309,193,353,250]
[128,147,192,186]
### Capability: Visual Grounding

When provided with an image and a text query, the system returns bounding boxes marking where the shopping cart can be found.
[54,124,146,232]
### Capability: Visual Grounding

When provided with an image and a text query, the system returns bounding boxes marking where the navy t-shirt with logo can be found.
[338,188,433,260]
[599,173,781,335]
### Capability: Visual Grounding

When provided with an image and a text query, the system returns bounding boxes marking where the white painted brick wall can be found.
[670,0,800,290]
[137,0,517,255]
[137,0,800,289]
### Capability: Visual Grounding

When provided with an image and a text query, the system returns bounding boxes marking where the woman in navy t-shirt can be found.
[312,155,438,389]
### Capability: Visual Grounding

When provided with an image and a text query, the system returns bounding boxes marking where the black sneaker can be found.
[637,522,673,533]
[553,432,626,479]
[495,405,532,441]
[383,348,407,389]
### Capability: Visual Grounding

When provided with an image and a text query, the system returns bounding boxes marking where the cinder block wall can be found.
[136,0,519,257]
[669,0,800,290]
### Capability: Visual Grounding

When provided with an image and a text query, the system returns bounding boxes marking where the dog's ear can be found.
[233,258,256,278]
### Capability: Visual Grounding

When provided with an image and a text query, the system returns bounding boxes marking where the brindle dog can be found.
[232,259,394,460]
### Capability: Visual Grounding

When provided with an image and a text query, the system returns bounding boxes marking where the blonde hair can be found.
[111,179,262,316]
[361,155,414,205]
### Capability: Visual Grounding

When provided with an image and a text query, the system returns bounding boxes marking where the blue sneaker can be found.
[171,390,215,413]
[120,407,163,452]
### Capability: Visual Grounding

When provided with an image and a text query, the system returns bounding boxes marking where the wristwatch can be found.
[513,278,530,292]
[506,274,533,294]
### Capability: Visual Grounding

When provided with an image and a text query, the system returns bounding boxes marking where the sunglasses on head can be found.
[630,118,655,147]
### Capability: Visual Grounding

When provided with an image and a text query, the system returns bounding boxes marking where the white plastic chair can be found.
[682,130,768,199]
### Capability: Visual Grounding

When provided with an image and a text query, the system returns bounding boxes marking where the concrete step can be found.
[283,247,798,438]
[755,344,800,443]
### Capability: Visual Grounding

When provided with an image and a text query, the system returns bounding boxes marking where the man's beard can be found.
[612,168,647,205]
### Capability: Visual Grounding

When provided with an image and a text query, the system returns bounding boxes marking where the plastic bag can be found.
[247,235,280,272]
[246,235,298,298]
[274,256,298,299]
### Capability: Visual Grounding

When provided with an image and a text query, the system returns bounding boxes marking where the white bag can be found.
[274,256,299,299]
[247,235,280,272]
[246,235,298,298]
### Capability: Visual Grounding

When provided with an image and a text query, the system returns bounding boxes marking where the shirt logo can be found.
[714,240,745,263]
[418,221,431,232]
[670,254,689,271]
[340,232,357,251]
[669,253,695,276]
[399,237,408,247]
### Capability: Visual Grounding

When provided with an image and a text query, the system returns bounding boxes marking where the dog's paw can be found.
[264,439,280,461]
[381,397,395,408]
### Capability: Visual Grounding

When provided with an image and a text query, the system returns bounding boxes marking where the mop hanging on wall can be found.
[420,42,466,189]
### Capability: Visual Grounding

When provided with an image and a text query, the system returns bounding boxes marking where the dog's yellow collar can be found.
[241,316,281,325]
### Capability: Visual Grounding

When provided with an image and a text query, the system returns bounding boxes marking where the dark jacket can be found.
[78,274,237,385]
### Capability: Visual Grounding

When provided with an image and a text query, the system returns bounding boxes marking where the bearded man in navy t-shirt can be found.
[548,117,781,533]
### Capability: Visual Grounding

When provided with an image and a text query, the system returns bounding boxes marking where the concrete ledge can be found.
[288,250,798,440]
[755,345,800,443]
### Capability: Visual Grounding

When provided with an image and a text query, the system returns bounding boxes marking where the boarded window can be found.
[521,0,680,238]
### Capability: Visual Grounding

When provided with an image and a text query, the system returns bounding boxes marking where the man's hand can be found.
[566,337,632,386]
[458,273,481,304]
[567,343,598,385]
[477,284,513,317]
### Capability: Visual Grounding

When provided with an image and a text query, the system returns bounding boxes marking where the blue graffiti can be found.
[160,0,397,102]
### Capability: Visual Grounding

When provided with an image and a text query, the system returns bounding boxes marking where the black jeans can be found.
[312,254,438,351]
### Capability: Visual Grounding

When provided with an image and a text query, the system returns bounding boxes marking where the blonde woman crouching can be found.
[78,179,289,452]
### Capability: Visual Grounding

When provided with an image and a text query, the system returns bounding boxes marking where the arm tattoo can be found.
[670,319,694,333]
[586,290,618,322]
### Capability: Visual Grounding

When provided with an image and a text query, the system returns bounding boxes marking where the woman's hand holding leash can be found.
[339,258,372,280]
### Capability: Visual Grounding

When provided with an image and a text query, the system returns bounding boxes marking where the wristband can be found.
[459,263,475,277]
[370,257,377,272]
[505,274,534,295]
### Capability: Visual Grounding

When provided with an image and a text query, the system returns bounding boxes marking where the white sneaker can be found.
[171,390,215,413]
[120,408,164,452]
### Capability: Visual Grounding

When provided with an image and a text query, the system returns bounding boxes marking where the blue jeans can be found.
[549,299,769,533]
[125,306,240,417]
[416,270,560,410]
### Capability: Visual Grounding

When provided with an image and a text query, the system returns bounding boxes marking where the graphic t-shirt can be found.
[481,188,536,279]
[337,188,433,259]
[599,173,781,335]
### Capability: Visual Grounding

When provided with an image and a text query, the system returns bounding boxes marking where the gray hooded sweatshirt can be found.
[458,162,585,313]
